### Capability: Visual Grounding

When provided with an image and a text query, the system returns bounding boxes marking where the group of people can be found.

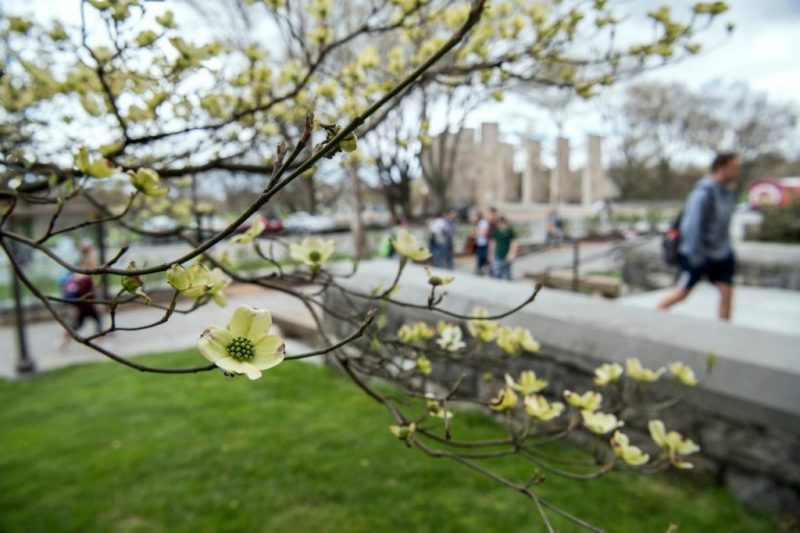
[469,207,519,279]
[425,207,518,280]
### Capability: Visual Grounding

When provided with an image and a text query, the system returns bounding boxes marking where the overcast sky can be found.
[7,0,800,166]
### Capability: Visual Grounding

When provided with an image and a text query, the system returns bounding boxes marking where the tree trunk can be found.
[348,166,366,260]
[305,176,317,214]
[657,158,672,198]
[734,161,752,200]
[380,184,401,225]
[434,178,447,214]
[399,178,412,222]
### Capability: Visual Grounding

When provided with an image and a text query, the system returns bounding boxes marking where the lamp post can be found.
[8,221,35,375]
[11,266,35,375]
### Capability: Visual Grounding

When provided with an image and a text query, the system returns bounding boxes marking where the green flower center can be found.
[308,251,321,262]
[227,336,255,361]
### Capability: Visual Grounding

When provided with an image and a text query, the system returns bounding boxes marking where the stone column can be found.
[499,142,516,202]
[552,137,570,205]
[582,134,605,205]
[453,128,477,205]
[522,139,543,204]
[478,123,501,210]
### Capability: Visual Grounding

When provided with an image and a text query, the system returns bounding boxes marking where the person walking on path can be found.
[658,153,740,320]
[545,207,564,244]
[429,209,457,270]
[487,206,499,237]
[490,216,518,280]
[59,238,103,348]
[473,211,491,275]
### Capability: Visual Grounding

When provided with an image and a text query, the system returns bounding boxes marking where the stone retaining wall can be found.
[325,260,800,514]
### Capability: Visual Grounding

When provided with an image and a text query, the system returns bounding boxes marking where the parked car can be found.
[265,217,284,234]
[362,204,391,228]
[282,212,337,234]
[234,214,284,235]
[142,215,178,233]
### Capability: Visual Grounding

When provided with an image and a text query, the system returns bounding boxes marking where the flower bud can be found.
[166,264,190,291]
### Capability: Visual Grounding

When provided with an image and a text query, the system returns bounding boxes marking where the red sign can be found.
[748,180,786,207]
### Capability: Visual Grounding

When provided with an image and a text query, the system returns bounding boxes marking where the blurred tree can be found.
[695,81,799,197]
[607,81,798,200]
[418,87,482,215]
[606,82,721,200]
[757,204,800,244]
[368,108,418,223]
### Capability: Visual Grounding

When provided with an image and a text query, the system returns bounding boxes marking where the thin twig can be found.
[285,308,377,360]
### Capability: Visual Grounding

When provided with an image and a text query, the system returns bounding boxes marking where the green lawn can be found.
[0,277,60,302]
[0,351,776,533]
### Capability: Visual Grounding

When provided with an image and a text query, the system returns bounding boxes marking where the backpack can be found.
[63,277,83,298]
[663,183,717,266]
[63,275,92,299]
[464,234,476,254]
[662,211,683,266]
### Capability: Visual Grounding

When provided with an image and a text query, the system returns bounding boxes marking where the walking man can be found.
[490,216,518,280]
[658,153,740,320]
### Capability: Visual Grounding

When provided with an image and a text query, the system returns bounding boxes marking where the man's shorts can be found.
[677,254,736,290]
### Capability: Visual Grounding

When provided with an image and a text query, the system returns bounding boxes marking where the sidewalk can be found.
[0,286,318,378]
[618,284,800,337]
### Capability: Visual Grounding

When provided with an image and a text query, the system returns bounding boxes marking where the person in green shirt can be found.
[489,216,518,280]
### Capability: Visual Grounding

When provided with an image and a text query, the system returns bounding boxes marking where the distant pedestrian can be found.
[78,237,99,269]
[593,199,612,222]
[490,216,518,280]
[545,207,564,244]
[473,211,491,275]
[487,206,499,237]
[59,238,102,348]
[658,153,740,320]
[429,209,457,270]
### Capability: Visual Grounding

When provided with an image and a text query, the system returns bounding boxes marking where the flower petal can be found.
[197,325,233,362]
[211,291,227,307]
[183,286,210,298]
[228,304,272,338]
[215,357,262,380]
[251,335,286,370]
[648,420,668,448]
[288,242,305,263]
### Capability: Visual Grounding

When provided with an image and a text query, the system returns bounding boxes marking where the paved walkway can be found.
[0,286,318,378]
[618,284,800,337]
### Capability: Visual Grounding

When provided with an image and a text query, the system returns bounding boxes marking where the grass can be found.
[0,277,60,303]
[0,351,776,533]
[233,253,355,273]
[586,270,622,280]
